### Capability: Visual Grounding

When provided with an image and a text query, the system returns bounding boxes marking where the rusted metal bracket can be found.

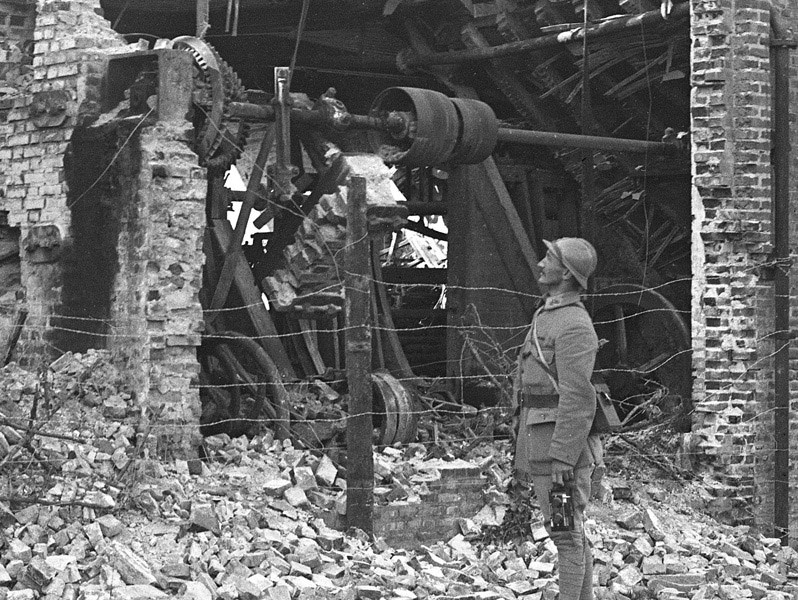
[770,39,798,49]
[30,90,70,129]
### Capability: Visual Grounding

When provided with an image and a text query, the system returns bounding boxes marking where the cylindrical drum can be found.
[368,87,460,166]
[449,97,498,164]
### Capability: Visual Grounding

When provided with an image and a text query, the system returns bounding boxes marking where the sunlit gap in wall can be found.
[224,165,274,309]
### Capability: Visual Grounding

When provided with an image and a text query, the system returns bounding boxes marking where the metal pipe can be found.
[401,2,689,68]
[229,101,679,155]
[228,102,401,131]
[496,127,678,155]
[770,9,796,547]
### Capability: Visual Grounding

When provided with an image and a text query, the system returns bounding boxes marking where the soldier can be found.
[514,237,602,600]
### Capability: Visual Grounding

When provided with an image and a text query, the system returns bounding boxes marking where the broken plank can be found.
[298,319,326,376]
[210,219,296,381]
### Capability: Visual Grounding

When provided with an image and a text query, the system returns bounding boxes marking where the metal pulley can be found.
[368,87,498,166]
[449,97,498,164]
[371,371,418,446]
[368,87,460,166]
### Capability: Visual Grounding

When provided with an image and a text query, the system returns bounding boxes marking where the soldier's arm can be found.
[548,319,597,466]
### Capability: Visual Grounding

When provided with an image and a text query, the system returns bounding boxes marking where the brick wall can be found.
[689,0,798,538]
[0,0,123,360]
[134,123,206,458]
[0,0,35,88]
[373,460,486,548]
[0,1,206,457]
[773,0,798,545]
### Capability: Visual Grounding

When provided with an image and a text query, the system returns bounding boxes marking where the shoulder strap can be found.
[532,315,560,394]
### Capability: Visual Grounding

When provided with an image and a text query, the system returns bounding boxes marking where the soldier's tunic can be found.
[514,290,600,600]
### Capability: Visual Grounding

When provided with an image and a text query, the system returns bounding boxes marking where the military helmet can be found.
[543,237,597,289]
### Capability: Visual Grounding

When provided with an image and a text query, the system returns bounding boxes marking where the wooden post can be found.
[345,175,374,536]
[196,0,210,38]
[157,51,195,124]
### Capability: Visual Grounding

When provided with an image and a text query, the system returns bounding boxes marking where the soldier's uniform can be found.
[514,290,601,600]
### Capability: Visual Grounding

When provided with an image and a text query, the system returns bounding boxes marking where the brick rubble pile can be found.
[1,352,797,600]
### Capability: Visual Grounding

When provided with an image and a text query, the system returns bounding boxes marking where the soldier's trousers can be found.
[530,467,593,600]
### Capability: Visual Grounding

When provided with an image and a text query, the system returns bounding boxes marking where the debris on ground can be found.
[1,351,797,600]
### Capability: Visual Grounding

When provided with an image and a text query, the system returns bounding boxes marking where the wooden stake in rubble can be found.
[345,175,374,536]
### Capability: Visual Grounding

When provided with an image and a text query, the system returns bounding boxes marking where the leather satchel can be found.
[590,379,621,434]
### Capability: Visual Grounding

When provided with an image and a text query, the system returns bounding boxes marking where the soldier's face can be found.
[537,250,568,289]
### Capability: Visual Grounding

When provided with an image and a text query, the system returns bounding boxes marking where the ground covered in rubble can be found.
[1,351,797,600]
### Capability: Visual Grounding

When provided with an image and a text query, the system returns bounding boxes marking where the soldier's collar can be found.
[542,291,584,310]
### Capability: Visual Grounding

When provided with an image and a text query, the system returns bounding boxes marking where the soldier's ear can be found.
[561,269,581,290]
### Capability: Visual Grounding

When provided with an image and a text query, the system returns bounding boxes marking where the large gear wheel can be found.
[171,36,250,173]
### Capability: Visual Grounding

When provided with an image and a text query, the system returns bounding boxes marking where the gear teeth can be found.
[173,37,249,171]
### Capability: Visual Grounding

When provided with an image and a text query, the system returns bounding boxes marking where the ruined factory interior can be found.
[1,0,798,548]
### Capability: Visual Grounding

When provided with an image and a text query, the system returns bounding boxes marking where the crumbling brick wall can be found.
[0,0,123,356]
[0,0,206,457]
[373,460,486,548]
[134,123,206,457]
[0,0,35,89]
[689,0,798,539]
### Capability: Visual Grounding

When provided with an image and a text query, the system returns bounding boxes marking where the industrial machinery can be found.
[100,0,694,441]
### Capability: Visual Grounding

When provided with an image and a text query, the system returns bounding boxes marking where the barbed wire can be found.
[2,61,791,500]
[1,343,786,431]
[7,259,789,317]
[3,313,790,358]
[0,429,788,477]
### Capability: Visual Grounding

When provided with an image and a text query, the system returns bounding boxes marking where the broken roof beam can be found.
[400,1,689,68]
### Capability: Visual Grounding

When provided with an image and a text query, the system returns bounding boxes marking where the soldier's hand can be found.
[551,459,574,487]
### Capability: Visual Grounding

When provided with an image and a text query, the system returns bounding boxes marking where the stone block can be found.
[112,584,168,599]
[189,504,221,535]
[647,573,708,593]
[284,486,310,508]
[105,541,157,586]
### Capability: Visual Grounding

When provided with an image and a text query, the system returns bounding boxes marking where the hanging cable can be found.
[287,0,311,89]
[580,0,596,250]
[232,0,240,37]
[112,0,132,30]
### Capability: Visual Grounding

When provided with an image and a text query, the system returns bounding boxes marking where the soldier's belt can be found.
[519,390,559,409]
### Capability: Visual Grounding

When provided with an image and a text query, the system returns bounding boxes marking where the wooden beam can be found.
[345,176,374,536]
[207,126,274,323]
[196,0,210,38]
[478,159,542,291]
[209,220,296,381]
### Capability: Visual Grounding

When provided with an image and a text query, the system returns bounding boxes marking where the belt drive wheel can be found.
[371,371,418,446]
[368,87,459,166]
[172,36,250,173]
[449,98,497,164]
[200,331,283,438]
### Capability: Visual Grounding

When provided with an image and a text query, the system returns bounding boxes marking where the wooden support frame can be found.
[345,175,374,536]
